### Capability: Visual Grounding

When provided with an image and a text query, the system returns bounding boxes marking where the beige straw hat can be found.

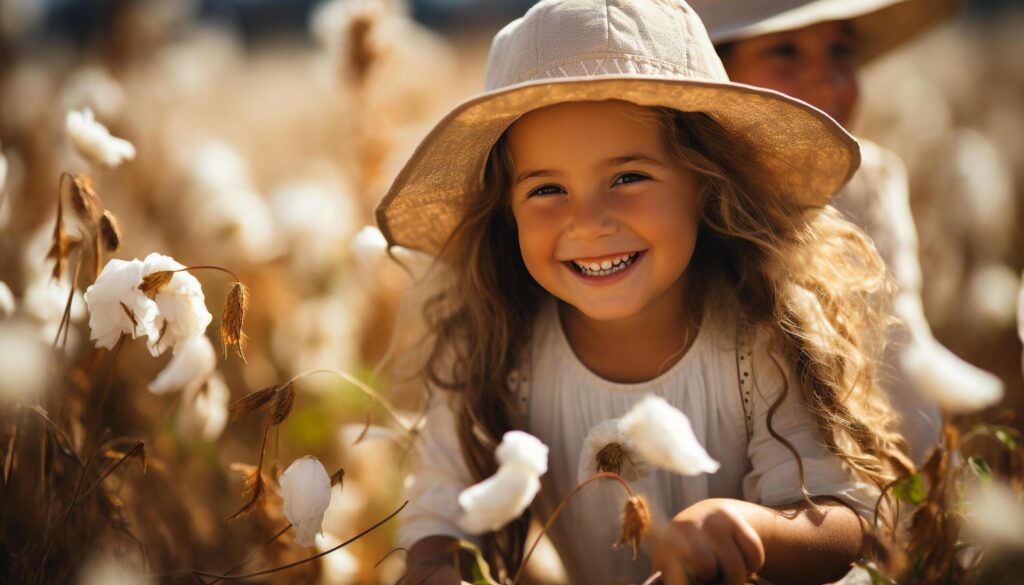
[375,0,860,255]
[687,0,958,62]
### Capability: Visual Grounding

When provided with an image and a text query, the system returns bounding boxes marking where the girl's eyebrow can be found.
[513,153,666,186]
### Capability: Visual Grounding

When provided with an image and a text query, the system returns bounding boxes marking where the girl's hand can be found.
[654,498,766,585]
[397,562,471,585]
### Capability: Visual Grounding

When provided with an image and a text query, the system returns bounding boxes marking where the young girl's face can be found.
[507,100,701,323]
[721,20,860,127]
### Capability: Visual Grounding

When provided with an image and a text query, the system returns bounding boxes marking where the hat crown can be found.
[484,0,729,91]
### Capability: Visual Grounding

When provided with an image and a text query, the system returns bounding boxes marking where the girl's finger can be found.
[709,537,748,585]
[731,520,766,573]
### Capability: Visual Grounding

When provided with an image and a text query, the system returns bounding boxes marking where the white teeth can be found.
[572,252,638,276]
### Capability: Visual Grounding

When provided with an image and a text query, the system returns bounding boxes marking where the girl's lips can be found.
[563,250,645,284]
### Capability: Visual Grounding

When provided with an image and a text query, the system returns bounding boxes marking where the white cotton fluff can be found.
[457,431,548,534]
[0,281,14,318]
[84,259,159,350]
[148,334,216,395]
[65,107,136,168]
[577,418,652,484]
[140,253,212,357]
[900,337,1004,414]
[176,373,229,442]
[280,456,333,547]
[620,395,720,476]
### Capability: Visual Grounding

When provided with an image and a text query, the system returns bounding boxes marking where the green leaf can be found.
[892,473,926,505]
[459,540,499,585]
[967,456,992,485]
[994,429,1019,451]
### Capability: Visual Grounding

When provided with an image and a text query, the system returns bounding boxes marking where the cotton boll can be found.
[900,338,1003,414]
[84,259,158,350]
[192,186,282,264]
[0,323,51,405]
[0,281,15,318]
[966,264,1021,331]
[350,225,387,269]
[280,456,333,547]
[577,418,652,484]
[620,395,720,476]
[184,140,253,193]
[148,335,216,395]
[458,463,542,534]
[140,253,212,356]
[176,373,229,442]
[65,108,136,168]
[965,481,1024,551]
[24,273,87,326]
[457,431,548,534]
[495,430,548,476]
[268,176,360,276]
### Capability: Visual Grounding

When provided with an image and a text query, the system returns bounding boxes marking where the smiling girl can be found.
[379,1,909,584]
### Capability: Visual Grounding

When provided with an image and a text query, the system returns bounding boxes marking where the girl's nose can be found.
[566,191,617,241]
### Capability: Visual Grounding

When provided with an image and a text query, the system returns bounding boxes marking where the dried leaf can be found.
[98,210,122,252]
[138,270,174,299]
[330,467,345,488]
[219,282,249,361]
[119,301,139,336]
[616,495,650,560]
[70,174,101,222]
[270,382,295,425]
[228,385,277,422]
[228,465,265,521]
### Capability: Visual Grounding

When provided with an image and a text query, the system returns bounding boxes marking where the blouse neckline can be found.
[545,298,709,392]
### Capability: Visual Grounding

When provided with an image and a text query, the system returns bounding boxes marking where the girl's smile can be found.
[507,100,701,325]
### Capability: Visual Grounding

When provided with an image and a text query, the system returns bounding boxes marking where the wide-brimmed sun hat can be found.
[375,0,861,255]
[687,0,958,63]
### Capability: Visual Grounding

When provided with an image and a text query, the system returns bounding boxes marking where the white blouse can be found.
[397,298,878,584]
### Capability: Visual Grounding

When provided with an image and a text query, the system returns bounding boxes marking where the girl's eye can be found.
[614,173,650,186]
[527,184,564,198]
[764,42,799,60]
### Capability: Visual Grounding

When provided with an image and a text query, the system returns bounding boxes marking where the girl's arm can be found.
[655,497,862,585]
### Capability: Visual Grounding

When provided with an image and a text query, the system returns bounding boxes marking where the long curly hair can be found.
[404,103,909,577]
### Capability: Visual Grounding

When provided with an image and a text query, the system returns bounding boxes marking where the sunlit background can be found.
[0,0,1022,583]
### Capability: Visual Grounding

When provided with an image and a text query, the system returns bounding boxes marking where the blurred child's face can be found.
[507,100,701,322]
[721,21,860,127]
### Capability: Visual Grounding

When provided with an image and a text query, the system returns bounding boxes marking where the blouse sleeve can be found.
[395,388,481,550]
[741,334,879,521]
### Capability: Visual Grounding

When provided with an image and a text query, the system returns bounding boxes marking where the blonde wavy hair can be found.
[404,103,910,577]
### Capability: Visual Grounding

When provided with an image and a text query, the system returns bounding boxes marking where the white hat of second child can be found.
[376,0,861,255]
[688,0,958,62]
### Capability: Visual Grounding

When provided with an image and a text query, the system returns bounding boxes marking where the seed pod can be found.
[616,495,650,560]
[270,382,295,425]
[138,270,174,299]
[228,385,278,422]
[595,442,626,476]
[98,210,122,252]
[70,174,101,222]
[220,282,249,361]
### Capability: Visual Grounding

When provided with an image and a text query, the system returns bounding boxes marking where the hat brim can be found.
[376,76,859,254]
[710,0,959,63]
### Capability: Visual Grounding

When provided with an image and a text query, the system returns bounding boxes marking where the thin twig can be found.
[512,472,634,585]
[177,265,240,283]
[155,500,408,581]
[205,523,292,585]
